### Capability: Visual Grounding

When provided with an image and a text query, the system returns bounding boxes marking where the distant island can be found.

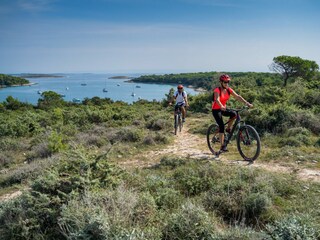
[17,73,63,78]
[0,74,31,88]
[108,76,132,79]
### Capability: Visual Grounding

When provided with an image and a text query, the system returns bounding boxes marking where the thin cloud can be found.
[17,0,56,12]
[177,0,244,8]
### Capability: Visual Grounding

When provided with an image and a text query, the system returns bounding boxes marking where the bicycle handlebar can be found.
[226,106,249,112]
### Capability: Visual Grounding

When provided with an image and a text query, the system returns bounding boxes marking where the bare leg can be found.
[219,132,224,148]
[181,106,186,119]
[227,117,236,130]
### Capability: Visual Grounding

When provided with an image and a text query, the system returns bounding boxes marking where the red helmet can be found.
[177,84,183,89]
[219,74,231,82]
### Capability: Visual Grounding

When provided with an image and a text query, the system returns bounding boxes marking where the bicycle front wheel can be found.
[237,125,261,161]
[174,114,178,135]
[178,115,182,132]
[207,124,220,154]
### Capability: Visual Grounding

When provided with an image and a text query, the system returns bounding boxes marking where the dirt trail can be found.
[121,122,320,183]
[2,121,319,203]
[0,190,23,202]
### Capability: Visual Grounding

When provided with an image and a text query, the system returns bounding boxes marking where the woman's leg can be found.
[222,110,236,131]
[212,110,225,148]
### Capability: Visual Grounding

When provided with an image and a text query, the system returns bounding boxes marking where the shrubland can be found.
[0,70,319,239]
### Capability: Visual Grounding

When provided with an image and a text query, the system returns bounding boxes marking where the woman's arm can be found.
[231,90,253,108]
[214,92,226,110]
[184,95,189,107]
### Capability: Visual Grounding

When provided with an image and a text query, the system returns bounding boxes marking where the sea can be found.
[0,73,199,105]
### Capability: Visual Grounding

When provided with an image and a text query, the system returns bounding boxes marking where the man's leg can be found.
[181,106,186,121]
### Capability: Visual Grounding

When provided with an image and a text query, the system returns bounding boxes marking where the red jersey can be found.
[212,87,234,110]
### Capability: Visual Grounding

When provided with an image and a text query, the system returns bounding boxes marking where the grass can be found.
[0,109,319,239]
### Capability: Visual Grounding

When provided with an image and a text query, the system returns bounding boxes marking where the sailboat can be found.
[103,79,108,92]
[131,85,136,97]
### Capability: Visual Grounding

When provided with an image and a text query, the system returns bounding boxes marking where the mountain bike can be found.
[206,107,261,161]
[174,104,183,135]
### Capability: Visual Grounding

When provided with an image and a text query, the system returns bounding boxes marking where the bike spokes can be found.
[237,125,260,161]
[207,124,221,154]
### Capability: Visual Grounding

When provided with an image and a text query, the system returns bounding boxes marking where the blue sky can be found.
[1,0,320,73]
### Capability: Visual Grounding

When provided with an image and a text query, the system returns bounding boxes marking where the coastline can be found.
[0,82,37,89]
[127,79,208,93]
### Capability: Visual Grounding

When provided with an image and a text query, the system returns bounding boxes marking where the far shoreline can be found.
[126,79,207,93]
[0,82,37,89]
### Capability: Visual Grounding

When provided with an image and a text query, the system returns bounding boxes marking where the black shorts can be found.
[212,109,236,133]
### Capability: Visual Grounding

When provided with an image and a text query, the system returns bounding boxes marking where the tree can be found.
[269,55,319,86]
[38,91,65,109]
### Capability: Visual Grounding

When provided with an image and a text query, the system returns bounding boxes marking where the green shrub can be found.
[0,137,29,151]
[159,156,187,169]
[244,193,272,225]
[146,115,171,131]
[174,166,212,196]
[279,136,303,147]
[58,193,110,240]
[48,131,67,154]
[266,214,320,240]
[289,110,320,134]
[107,127,144,143]
[154,187,183,210]
[132,192,157,225]
[76,132,108,148]
[0,191,63,239]
[163,201,215,240]
[212,226,269,240]
[0,153,12,168]
[257,86,286,104]
[0,158,54,187]
[143,134,156,145]
[143,132,170,145]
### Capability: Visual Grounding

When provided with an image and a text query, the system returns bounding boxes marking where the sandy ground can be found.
[120,121,320,182]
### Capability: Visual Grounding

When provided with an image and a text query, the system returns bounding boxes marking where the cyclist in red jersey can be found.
[212,74,253,152]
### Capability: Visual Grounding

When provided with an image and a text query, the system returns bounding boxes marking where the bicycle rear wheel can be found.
[207,124,220,154]
[237,125,261,161]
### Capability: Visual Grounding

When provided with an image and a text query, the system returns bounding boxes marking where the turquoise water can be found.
[0,73,198,105]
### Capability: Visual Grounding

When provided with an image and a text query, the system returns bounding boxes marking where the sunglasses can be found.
[178,88,183,89]
[222,81,230,84]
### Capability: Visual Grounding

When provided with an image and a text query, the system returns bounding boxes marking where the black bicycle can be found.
[206,107,261,161]
[174,104,183,135]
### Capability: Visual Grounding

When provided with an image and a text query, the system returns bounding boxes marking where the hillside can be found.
[0,74,30,87]
[0,71,320,239]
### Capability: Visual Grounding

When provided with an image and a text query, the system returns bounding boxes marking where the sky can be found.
[1,0,320,74]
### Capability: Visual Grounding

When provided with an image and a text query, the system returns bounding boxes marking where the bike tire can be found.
[236,125,261,161]
[174,114,178,135]
[178,115,182,132]
[207,124,220,154]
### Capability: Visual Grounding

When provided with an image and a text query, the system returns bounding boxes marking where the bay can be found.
[0,73,199,105]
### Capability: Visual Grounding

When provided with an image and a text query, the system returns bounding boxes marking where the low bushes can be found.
[266,214,320,239]
[163,201,216,240]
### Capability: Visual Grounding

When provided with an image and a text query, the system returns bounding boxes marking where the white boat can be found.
[72,98,81,103]
[131,92,136,97]
[66,87,69,90]
[103,88,108,92]
[37,90,42,94]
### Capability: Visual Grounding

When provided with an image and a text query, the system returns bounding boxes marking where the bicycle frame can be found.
[207,106,261,161]
[222,108,246,146]
[174,105,183,134]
